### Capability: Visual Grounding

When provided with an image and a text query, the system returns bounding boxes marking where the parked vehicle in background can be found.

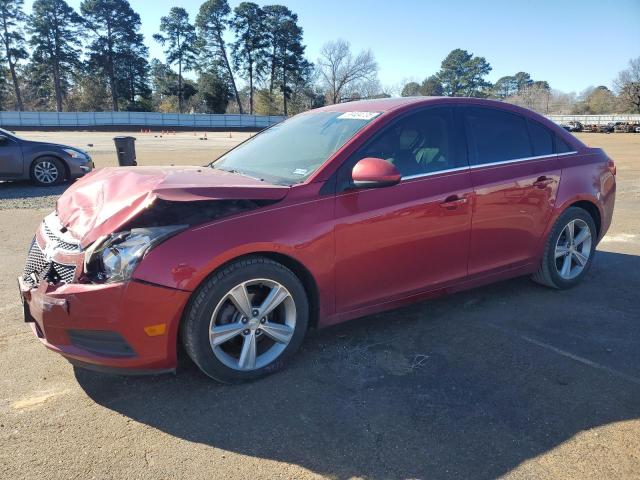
[0,128,93,186]
[597,123,615,133]
[18,97,616,383]
[559,121,583,132]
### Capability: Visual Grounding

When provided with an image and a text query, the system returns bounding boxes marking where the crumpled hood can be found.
[57,166,289,247]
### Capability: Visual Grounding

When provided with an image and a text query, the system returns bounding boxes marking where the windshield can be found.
[212,110,380,184]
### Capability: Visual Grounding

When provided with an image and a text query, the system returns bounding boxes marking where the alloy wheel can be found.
[209,279,296,371]
[33,161,60,185]
[554,219,592,280]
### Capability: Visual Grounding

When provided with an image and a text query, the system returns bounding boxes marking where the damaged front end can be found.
[24,197,279,289]
[23,212,84,289]
[19,166,288,371]
[22,166,289,289]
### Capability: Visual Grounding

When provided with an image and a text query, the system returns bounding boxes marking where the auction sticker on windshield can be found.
[337,112,381,120]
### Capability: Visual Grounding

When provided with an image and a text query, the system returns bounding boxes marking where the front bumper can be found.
[68,158,94,178]
[19,277,191,373]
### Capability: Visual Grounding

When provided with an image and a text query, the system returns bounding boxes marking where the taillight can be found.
[607,159,616,176]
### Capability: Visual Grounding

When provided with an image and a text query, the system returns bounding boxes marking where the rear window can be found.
[528,120,554,156]
[464,107,532,165]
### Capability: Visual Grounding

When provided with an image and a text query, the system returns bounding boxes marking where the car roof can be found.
[315,96,581,146]
[316,96,543,117]
[317,96,444,113]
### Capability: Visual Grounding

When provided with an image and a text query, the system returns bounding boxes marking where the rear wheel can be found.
[532,207,597,289]
[30,157,65,186]
[181,257,309,383]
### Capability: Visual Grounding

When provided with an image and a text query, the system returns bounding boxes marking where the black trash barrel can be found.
[113,136,137,166]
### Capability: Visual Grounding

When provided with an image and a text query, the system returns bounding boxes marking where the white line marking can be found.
[520,335,640,387]
[600,233,638,244]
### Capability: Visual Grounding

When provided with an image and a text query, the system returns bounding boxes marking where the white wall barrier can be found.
[547,114,640,126]
[0,111,286,129]
[2,111,639,129]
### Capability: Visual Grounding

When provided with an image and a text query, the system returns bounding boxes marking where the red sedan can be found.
[19,97,616,382]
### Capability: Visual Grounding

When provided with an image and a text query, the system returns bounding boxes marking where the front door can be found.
[0,135,24,177]
[334,107,472,313]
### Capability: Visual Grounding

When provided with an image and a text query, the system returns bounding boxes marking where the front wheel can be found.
[181,257,309,383]
[532,207,597,289]
[30,157,65,186]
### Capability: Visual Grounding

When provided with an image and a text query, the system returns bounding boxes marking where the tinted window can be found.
[465,107,532,164]
[555,136,573,154]
[351,107,457,178]
[528,120,554,156]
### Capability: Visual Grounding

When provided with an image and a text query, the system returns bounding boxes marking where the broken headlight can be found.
[84,225,186,284]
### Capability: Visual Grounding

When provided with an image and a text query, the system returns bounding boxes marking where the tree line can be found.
[0,0,638,116]
[400,49,640,115]
[0,0,383,116]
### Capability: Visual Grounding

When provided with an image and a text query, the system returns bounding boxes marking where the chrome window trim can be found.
[401,165,470,180]
[469,151,578,170]
[399,151,578,181]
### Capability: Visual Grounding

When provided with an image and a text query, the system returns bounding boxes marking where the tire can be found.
[30,157,66,186]
[181,256,309,383]
[532,207,597,289]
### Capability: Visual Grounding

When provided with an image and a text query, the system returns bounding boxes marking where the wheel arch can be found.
[568,200,601,238]
[536,195,604,261]
[185,251,321,330]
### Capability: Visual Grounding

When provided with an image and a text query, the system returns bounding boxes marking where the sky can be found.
[23,0,640,94]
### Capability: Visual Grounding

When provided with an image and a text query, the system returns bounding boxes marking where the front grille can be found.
[23,238,47,287]
[22,236,79,288]
[43,222,81,252]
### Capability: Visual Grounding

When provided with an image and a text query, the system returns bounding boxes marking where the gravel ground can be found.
[0,132,639,479]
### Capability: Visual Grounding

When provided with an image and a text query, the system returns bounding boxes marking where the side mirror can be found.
[351,157,401,189]
[0,135,8,144]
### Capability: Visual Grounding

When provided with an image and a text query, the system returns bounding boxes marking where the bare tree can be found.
[614,57,640,113]
[505,82,551,113]
[547,90,578,114]
[318,39,377,104]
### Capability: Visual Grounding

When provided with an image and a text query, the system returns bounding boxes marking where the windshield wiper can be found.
[219,167,265,182]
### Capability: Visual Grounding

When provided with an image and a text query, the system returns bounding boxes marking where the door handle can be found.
[533,176,553,188]
[441,194,468,208]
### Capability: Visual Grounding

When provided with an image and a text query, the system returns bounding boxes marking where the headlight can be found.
[63,148,88,160]
[84,225,186,283]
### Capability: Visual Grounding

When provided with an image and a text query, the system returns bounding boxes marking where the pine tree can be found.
[196,0,243,114]
[231,2,267,114]
[275,16,310,115]
[80,0,148,111]
[154,7,198,114]
[0,0,27,111]
[28,0,83,112]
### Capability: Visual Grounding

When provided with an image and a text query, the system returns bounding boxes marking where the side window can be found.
[555,135,573,154]
[465,107,532,165]
[528,120,554,156]
[351,107,457,178]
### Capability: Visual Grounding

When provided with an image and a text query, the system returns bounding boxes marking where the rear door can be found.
[463,107,561,276]
[334,106,472,313]
[0,135,24,177]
